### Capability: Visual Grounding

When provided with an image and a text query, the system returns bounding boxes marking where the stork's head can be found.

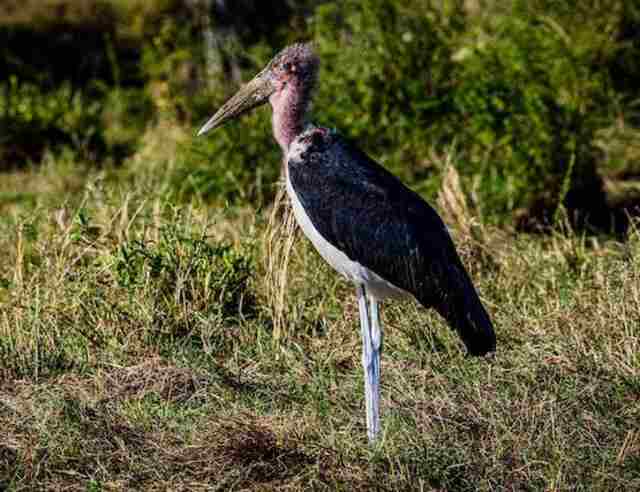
[197,43,319,136]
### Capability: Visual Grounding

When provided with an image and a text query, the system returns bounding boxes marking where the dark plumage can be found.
[288,129,495,355]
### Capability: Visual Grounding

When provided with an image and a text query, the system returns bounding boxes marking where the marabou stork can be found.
[197,43,496,443]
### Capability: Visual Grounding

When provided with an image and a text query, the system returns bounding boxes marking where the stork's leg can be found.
[368,293,383,441]
[357,285,381,443]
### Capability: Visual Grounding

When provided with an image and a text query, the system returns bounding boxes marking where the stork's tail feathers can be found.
[445,291,496,356]
[421,266,496,356]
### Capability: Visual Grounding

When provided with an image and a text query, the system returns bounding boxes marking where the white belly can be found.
[285,173,408,300]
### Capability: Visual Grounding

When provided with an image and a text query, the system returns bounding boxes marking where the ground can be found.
[1,125,639,491]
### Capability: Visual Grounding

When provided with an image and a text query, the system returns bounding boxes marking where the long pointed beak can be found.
[197,71,275,136]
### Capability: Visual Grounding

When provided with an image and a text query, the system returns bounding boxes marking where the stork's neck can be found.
[269,82,312,153]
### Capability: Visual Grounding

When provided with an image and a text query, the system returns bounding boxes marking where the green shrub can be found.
[311,0,628,226]
[172,110,280,206]
[115,219,255,321]
[100,85,154,158]
[312,0,461,196]
[443,8,612,225]
[0,77,151,167]
[144,26,285,206]
[0,1,159,167]
[0,78,102,165]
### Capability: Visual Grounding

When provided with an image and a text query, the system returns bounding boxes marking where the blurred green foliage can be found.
[1,77,101,163]
[174,110,280,205]
[1,0,639,226]
[308,0,639,225]
[0,0,174,166]
[312,0,463,194]
[0,77,152,165]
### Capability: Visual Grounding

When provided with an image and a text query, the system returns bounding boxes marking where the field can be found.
[2,0,640,490]
[1,123,639,491]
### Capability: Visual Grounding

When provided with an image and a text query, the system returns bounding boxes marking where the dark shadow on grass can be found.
[213,422,314,485]
[212,362,309,409]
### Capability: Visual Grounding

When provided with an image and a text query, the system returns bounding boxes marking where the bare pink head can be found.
[197,43,320,151]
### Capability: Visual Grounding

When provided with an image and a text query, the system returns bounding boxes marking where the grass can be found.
[1,125,639,491]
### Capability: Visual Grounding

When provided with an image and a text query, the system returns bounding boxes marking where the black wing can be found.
[288,131,495,355]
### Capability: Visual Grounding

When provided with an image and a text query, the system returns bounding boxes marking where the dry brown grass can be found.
[263,180,299,346]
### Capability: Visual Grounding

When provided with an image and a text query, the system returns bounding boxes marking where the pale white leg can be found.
[368,292,382,442]
[357,285,381,443]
